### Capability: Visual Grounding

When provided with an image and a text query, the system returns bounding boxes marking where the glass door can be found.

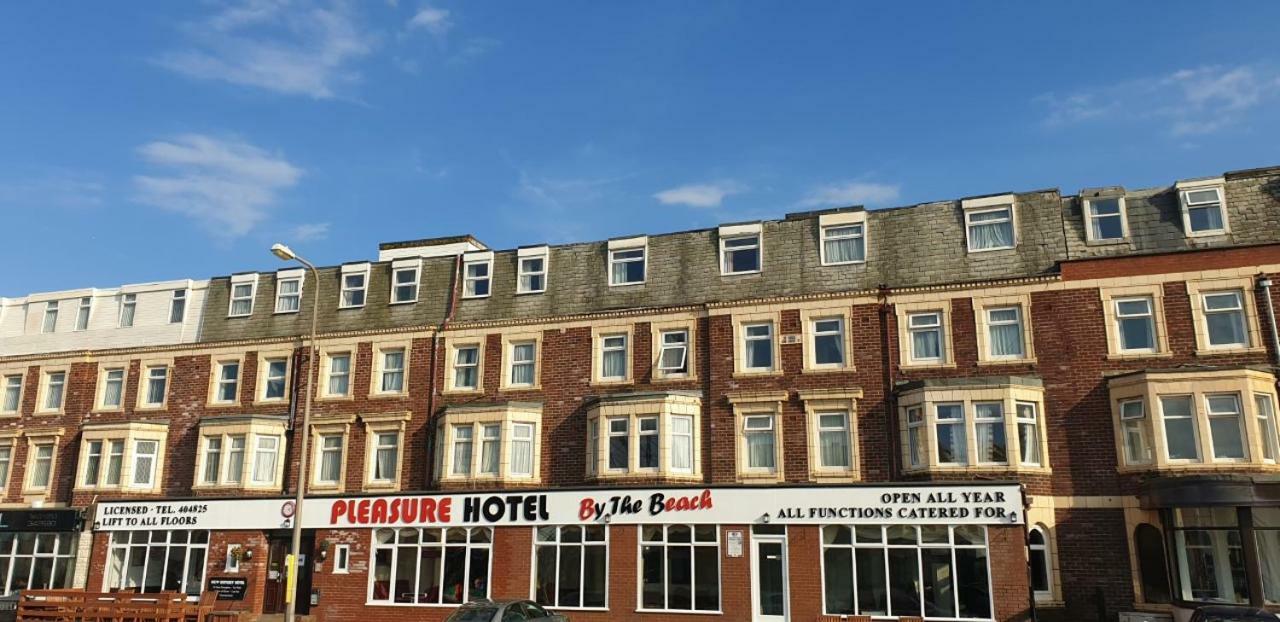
[751,526,788,621]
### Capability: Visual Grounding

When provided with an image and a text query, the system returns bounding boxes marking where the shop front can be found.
[91,483,1030,622]
[0,508,82,596]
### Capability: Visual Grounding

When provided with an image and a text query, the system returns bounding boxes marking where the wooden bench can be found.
[18,589,215,622]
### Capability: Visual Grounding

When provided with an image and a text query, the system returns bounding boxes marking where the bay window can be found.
[586,392,701,480]
[436,405,541,484]
[1120,399,1152,464]
[195,417,286,490]
[899,378,1047,473]
[370,527,491,604]
[1206,394,1246,460]
[936,403,967,465]
[251,436,279,484]
[1016,402,1042,466]
[974,402,1007,464]
[639,525,719,612]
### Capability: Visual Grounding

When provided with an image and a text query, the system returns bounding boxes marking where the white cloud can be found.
[1038,63,1280,136]
[289,222,331,242]
[796,181,900,209]
[653,182,746,209]
[133,134,303,237]
[0,171,105,210]
[155,0,375,99]
[407,7,451,37]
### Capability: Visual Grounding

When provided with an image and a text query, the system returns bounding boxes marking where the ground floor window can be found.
[370,527,491,605]
[1174,507,1248,604]
[1257,508,1280,604]
[822,524,992,620]
[534,525,607,609]
[0,532,75,595]
[639,524,720,612]
[106,530,208,597]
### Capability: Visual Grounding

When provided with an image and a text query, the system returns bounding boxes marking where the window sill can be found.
[499,385,542,392]
[514,290,546,296]
[904,465,1051,476]
[32,411,63,417]
[442,387,483,395]
[651,374,698,383]
[135,404,168,412]
[204,401,241,409]
[589,472,701,483]
[193,483,282,492]
[1035,599,1066,608]
[252,399,289,407]
[809,472,860,483]
[388,299,418,306]
[590,379,634,388]
[1194,346,1267,356]
[966,245,1017,254]
[736,471,784,483]
[898,361,957,371]
[310,483,345,493]
[363,481,401,493]
[976,357,1037,367]
[368,392,409,400]
[0,413,17,419]
[636,609,723,616]
[1105,351,1174,361]
[607,281,646,288]
[1084,237,1131,247]
[1120,462,1280,475]
[802,365,856,375]
[732,369,784,379]
[820,260,867,267]
[91,407,124,414]
[440,475,542,486]
[316,395,356,403]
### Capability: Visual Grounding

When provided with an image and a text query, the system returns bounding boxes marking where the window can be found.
[391,264,419,303]
[228,279,255,317]
[607,418,628,471]
[588,396,700,478]
[935,403,967,465]
[534,525,607,609]
[821,524,991,619]
[28,443,54,489]
[1180,186,1227,235]
[142,366,168,407]
[1085,197,1126,241]
[100,368,125,409]
[0,532,74,595]
[316,435,343,485]
[464,258,491,298]
[966,206,1015,251]
[1115,297,1157,353]
[608,248,645,285]
[42,371,66,411]
[1202,290,1248,348]
[906,406,924,468]
[1120,399,1152,465]
[1161,396,1199,461]
[812,318,846,367]
[986,307,1024,359]
[106,531,208,597]
[743,322,774,371]
[0,444,9,491]
[639,524,719,612]
[637,417,659,469]
[106,441,124,486]
[251,436,279,484]
[1173,508,1247,603]
[225,544,241,572]
[518,251,547,294]
[226,436,244,483]
[82,441,103,486]
[671,416,694,473]
[117,294,135,328]
[169,289,187,324]
[262,359,287,401]
[821,223,865,265]
[76,296,92,330]
[378,349,406,394]
[973,402,1007,464]
[1135,523,1172,604]
[333,544,350,574]
[1016,402,1041,466]
[452,426,474,476]
[370,526,491,604]
[326,354,351,397]
[213,361,239,404]
[908,312,943,362]
[743,414,776,471]
[1205,393,1245,460]
[476,425,500,476]
[511,423,535,477]
[452,345,480,390]
[132,440,159,487]
[439,414,537,483]
[41,302,58,333]
[657,330,689,375]
[1029,527,1052,599]
[599,334,628,381]
[720,234,760,275]
[1256,394,1279,462]
[202,437,223,484]
[2,375,21,414]
[508,341,536,387]
[340,268,367,308]
[817,411,851,469]
[371,432,399,483]
[275,277,301,313]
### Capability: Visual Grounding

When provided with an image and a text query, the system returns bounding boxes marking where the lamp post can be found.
[271,243,320,622]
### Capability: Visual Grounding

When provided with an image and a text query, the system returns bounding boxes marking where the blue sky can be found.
[2,1,1279,296]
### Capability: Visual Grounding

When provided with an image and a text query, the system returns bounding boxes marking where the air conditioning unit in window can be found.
[1118,612,1173,622]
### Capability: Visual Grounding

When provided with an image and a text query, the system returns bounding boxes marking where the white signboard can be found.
[95,484,1023,531]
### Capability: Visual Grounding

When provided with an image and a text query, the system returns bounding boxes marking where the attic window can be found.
[339,264,370,309]
[463,252,493,298]
[517,246,548,294]
[1177,179,1228,236]
[719,223,762,275]
[962,195,1017,252]
[1084,197,1128,242]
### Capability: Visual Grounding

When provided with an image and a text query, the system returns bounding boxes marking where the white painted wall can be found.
[0,279,208,356]
[376,240,486,262]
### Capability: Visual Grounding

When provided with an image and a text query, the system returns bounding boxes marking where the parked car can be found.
[444,599,568,622]
[1190,605,1280,622]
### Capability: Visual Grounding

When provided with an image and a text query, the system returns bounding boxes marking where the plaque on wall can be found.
[208,577,248,601]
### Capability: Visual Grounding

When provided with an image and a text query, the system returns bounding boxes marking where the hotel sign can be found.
[95,484,1023,531]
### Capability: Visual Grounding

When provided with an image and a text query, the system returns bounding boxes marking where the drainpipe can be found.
[877,284,898,481]
[1021,486,1039,622]
[424,254,463,485]
[1257,274,1280,366]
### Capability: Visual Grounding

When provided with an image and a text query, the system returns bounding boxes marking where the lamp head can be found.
[270,243,296,261]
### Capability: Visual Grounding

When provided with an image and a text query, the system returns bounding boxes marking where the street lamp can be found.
[271,243,320,622]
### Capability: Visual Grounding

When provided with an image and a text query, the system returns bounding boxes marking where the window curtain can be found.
[253,446,277,482]
[913,330,940,359]
[824,237,864,263]
[104,380,123,407]
[119,305,136,328]
[320,447,341,481]
[672,417,693,470]
[511,439,532,475]
[989,323,1022,356]
[147,378,165,404]
[32,448,52,486]
[1019,422,1040,464]
[329,357,350,395]
[106,443,124,484]
[970,219,1013,249]
[603,350,626,378]
[512,362,533,385]
[1207,311,1247,345]
[376,444,396,479]
[611,260,628,284]
[1258,529,1280,604]
[382,352,404,392]
[747,431,775,468]
[976,422,1006,462]
[820,430,850,467]
[453,433,473,475]
[480,437,499,474]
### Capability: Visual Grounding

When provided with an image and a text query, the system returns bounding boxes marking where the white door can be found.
[750,526,789,622]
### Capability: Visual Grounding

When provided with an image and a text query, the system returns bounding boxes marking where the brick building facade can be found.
[0,166,1278,622]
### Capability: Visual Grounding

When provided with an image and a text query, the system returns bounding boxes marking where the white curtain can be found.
[512,362,533,385]
[970,218,1013,249]
[1207,312,1246,346]
[820,430,850,468]
[480,438,499,475]
[147,378,166,405]
[747,431,775,468]
[321,445,341,481]
[976,422,1006,462]
[376,445,396,480]
[119,304,135,328]
[1019,422,1040,465]
[611,261,629,284]
[104,378,123,407]
[453,432,473,475]
[1258,529,1280,604]
[32,448,52,486]
[913,330,940,359]
[227,440,244,481]
[603,350,626,378]
[511,439,532,475]
[106,443,123,484]
[672,417,693,470]
[329,357,350,395]
[824,237,864,263]
[990,323,1022,357]
[253,445,277,483]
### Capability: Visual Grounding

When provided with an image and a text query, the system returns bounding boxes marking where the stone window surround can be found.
[818,210,868,266]
[895,300,956,370]
[1026,498,1066,607]
[91,359,131,413]
[134,357,174,411]
[309,414,356,493]
[436,403,543,485]
[315,342,359,402]
[206,355,246,408]
[1184,277,1266,356]
[1099,284,1173,360]
[0,431,17,493]
[797,388,863,482]
[897,379,1050,475]
[499,330,543,392]
[799,306,854,373]
[0,365,26,417]
[1175,177,1230,238]
[192,416,288,492]
[34,365,70,415]
[443,335,486,394]
[585,392,702,481]
[369,339,413,398]
[727,390,787,483]
[74,421,169,494]
[961,194,1019,253]
[591,324,634,386]
[730,310,783,378]
[362,411,410,492]
[649,318,698,382]
[253,349,294,405]
[972,294,1037,366]
[21,427,64,498]
[1108,368,1280,473]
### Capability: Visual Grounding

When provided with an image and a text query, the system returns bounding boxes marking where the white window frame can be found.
[463,252,493,299]
[719,233,762,275]
[1160,395,1201,463]
[260,357,289,402]
[40,370,67,413]
[169,289,187,324]
[1,374,22,415]
[211,360,241,405]
[1114,296,1158,354]
[41,302,58,334]
[251,435,280,484]
[507,340,538,389]
[985,306,1025,360]
[908,311,944,363]
[390,259,420,305]
[274,270,304,314]
[98,367,126,410]
[1029,525,1054,601]
[339,264,370,309]
[742,414,777,473]
[227,274,258,317]
[369,431,400,483]
[819,220,866,266]
[140,365,169,408]
[448,342,482,392]
[333,544,350,574]
[314,433,345,486]
[131,439,160,488]
[1200,290,1249,349]
[657,329,689,375]
[1119,398,1152,465]
[607,237,647,286]
[962,195,1017,252]
[973,401,1008,466]
[810,316,846,369]
[1205,393,1247,462]
[598,333,629,382]
[1084,196,1129,242]
[117,294,135,328]
[374,347,406,395]
[1176,180,1229,237]
[323,352,353,398]
[517,246,549,294]
[742,322,774,371]
[76,296,93,331]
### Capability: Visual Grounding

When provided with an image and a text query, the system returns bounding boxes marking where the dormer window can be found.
[390,259,420,304]
[76,296,92,330]
[339,264,369,309]
[228,274,258,317]
[41,302,58,333]
[1177,179,1228,236]
[275,269,304,313]
[608,237,647,286]
[517,246,548,294]
[719,223,762,275]
[169,289,187,324]
[1084,197,1128,242]
[962,195,1017,252]
[463,252,493,298]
